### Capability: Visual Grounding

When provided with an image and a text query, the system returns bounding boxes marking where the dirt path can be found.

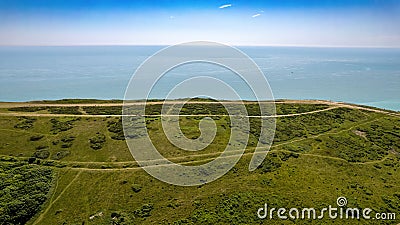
[67,147,391,172]
[32,170,82,225]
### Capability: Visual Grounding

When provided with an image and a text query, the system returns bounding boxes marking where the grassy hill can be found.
[0,100,399,225]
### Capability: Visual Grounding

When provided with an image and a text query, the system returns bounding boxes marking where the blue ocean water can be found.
[0,46,399,111]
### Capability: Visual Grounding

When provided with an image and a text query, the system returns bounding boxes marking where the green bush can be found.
[33,150,50,159]
[51,150,70,160]
[29,135,44,141]
[35,145,48,150]
[257,153,282,173]
[107,118,125,140]
[8,107,47,112]
[48,106,82,115]
[134,204,153,218]
[8,106,82,114]
[89,133,106,150]
[83,106,122,115]
[55,136,76,148]
[50,118,80,134]
[14,117,36,130]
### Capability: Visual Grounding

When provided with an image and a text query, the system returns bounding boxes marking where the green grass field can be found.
[0,100,399,225]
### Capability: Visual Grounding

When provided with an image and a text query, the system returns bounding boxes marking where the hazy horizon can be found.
[1,44,400,49]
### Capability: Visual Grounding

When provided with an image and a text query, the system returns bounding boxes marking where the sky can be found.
[0,0,399,47]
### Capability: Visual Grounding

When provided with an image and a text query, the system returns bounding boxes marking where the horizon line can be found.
[0,43,399,49]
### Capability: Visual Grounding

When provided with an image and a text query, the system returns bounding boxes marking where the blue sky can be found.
[0,0,399,47]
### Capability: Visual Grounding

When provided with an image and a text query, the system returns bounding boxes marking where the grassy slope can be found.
[0,101,399,225]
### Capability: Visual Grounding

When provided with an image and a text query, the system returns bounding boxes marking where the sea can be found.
[0,46,399,111]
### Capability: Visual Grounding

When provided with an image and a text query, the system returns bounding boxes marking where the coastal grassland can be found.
[0,101,399,224]
[0,116,133,163]
[24,151,400,225]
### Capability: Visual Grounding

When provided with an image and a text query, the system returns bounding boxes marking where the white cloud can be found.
[219,4,232,9]
[252,13,261,18]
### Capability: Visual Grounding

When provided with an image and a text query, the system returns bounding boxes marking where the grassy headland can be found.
[0,99,399,225]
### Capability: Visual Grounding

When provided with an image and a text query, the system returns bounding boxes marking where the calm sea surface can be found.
[0,46,399,111]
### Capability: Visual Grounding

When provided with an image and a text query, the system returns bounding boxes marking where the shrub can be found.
[28,157,36,164]
[8,106,47,112]
[134,204,153,218]
[50,118,80,134]
[89,133,106,150]
[14,117,36,129]
[61,143,73,148]
[29,135,45,141]
[107,119,125,140]
[35,145,48,150]
[51,150,70,160]
[58,136,75,148]
[83,106,122,115]
[257,153,282,173]
[33,150,50,159]
[48,106,82,115]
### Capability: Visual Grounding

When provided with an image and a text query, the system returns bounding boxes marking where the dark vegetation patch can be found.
[110,211,134,225]
[184,192,286,224]
[50,117,80,134]
[47,107,82,115]
[0,162,53,225]
[9,106,82,115]
[29,135,44,141]
[275,103,329,115]
[257,152,299,173]
[59,136,75,148]
[89,133,106,150]
[107,118,125,140]
[134,203,154,218]
[178,103,229,115]
[145,104,162,115]
[33,149,50,159]
[274,108,368,143]
[8,107,48,112]
[51,150,70,160]
[83,106,122,115]
[14,117,36,129]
